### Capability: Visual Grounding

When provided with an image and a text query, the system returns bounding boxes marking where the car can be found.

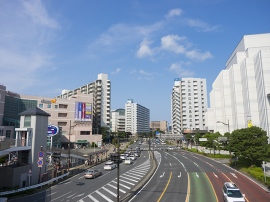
[125,158,132,165]
[222,182,245,202]
[168,147,174,150]
[84,169,102,179]
[129,154,136,161]
[134,152,140,157]
[104,161,117,170]
[120,154,126,160]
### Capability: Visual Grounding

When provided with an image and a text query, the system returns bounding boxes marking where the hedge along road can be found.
[188,172,218,202]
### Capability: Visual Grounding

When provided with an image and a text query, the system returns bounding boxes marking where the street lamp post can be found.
[68,120,80,171]
[216,119,231,164]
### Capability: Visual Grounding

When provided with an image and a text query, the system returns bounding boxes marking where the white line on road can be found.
[178,172,181,178]
[102,186,117,197]
[160,172,165,178]
[196,172,199,178]
[107,183,126,193]
[213,172,218,178]
[231,172,237,178]
[50,191,72,201]
[88,194,99,202]
[96,190,114,202]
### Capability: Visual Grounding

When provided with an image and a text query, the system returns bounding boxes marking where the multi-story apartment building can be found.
[205,33,270,140]
[171,78,207,134]
[125,99,150,136]
[57,73,111,131]
[111,109,125,133]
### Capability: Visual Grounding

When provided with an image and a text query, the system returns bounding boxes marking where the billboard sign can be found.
[75,102,92,122]
[47,125,59,137]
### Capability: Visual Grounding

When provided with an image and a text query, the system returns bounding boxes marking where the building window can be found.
[47,104,51,108]
[58,113,67,117]
[39,103,43,108]
[6,130,11,138]
[58,122,67,126]
[80,131,90,135]
[59,104,68,109]
[55,105,58,109]
[24,116,31,127]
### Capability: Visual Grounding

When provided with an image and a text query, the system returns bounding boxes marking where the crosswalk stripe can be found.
[96,190,114,202]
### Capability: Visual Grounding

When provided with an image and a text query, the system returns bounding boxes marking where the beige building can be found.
[56,73,111,131]
[150,121,168,133]
[20,92,102,148]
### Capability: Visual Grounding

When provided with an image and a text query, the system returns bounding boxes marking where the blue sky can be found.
[1,0,269,123]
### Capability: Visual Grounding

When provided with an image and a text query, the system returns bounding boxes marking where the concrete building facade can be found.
[111,109,125,133]
[150,121,168,133]
[125,99,150,136]
[56,73,111,131]
[205,33,270,139]
[171,78,208,135]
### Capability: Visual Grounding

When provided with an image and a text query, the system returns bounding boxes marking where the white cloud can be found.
[111,68,121,75]
[165,8,183,18]
[185,19,219,32]
[136,38,153,58]
[186,50,212,61]
[0,0,59,92]
[89,22,163,51]
[160,35,186,54]
[22,0,60,29]
[169,62,194,77]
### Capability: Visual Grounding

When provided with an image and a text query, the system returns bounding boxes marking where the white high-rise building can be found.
[205,33,270,139]
[125,99,150,136]
[111,109,125,132]
[57,73,111,130]
[171,78,208,134]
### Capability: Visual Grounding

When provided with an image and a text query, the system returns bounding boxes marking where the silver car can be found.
[84,169,102,179]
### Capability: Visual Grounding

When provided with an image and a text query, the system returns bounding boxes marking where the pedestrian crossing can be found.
[77,159,151,202]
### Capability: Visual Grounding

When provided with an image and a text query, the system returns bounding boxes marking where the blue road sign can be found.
[38,151,44,158]
[37,159,43,167]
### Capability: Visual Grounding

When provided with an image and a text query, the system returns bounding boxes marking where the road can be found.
[9,147,151,202]
[8,142,270,202]
[130,145,270,202]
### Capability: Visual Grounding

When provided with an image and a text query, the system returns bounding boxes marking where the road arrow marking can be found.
[213,172,218,178]
[196,172,199,178]
[178,172,181,178]
[160,172,165,178]
[231,173,237,178]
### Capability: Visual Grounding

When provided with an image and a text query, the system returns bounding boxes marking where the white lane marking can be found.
[107,183,126,193]
[231,173,237,178]
[50,191,72,201]
[126,171,144,177]
[120,176,138,182]
[178,172,181,178]
[47,191,58,196]
[96,190,114,202]
[72,193,84,199]
[160,172,165,178]
[67,193,76,198]
[112,180,131,189]
[119,179,135,185]
[170,162,172,166]
[102,186,117,197]
[213,172,218,178]
[196,172,199,178]
[122,173,141,180]
[88,194,99,202]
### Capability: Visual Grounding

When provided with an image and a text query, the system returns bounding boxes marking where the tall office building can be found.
[57,73,111,130]
[125,99,150,136]
[150,121,168,133]
[171,78,207,134]
[111,109,125,132]
[206,33,270,139]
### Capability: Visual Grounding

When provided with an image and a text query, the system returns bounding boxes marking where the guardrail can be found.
[0,172,70,196]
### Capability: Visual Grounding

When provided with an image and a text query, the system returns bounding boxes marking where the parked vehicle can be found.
[104,161,117,170]
[84,169,102,179]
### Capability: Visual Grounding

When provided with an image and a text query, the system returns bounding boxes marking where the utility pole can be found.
[116,137,120,202]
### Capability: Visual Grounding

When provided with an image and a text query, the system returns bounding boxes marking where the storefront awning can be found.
[76,140,88,143]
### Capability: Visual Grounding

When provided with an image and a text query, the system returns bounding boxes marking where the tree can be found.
[100,126,109,142]
[230,126,269,166]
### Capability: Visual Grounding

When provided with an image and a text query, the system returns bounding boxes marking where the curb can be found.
[121,151,157,202]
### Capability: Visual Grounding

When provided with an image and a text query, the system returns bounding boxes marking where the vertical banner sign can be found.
[247,116,252,128]
[75,102,92,121]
